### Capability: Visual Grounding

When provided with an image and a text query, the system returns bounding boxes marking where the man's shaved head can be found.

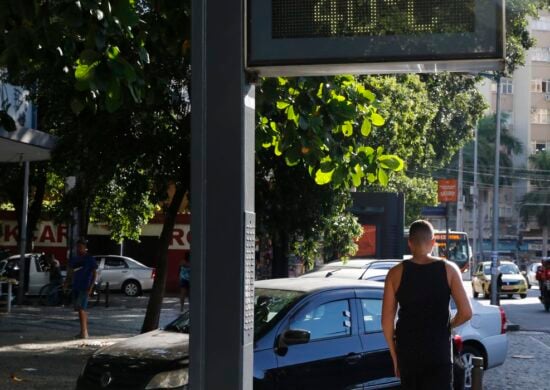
[409,220,434,244]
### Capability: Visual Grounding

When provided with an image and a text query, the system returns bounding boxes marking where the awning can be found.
[0,126,57,162]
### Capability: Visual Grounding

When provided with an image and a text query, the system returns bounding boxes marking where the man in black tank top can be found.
[381,220,473,390]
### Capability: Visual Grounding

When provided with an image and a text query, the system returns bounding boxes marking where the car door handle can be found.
[345,353,362,365]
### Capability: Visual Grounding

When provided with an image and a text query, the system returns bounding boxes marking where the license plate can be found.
[501,285,515,291]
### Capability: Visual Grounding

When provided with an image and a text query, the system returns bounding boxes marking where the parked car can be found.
[301,260,508,390]
[451,298,508,389]
[526,262,542,287]
[94,255,155,297]
[0,253,51,295]
[472,261,528,299]
[77,278,402,389]
[77,278,474,390]
[301,259,401,281]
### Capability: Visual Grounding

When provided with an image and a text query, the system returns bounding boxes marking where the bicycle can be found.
[38,283,72,306]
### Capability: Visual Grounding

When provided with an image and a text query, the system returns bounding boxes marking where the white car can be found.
[303,261,508,390]
[452,298,508,389]
[526,262,542,287]
[1,253,51,295]
[94,255,155,296]
[302,259,401,280]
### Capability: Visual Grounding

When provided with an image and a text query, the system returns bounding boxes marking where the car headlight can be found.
[145,368,188,389]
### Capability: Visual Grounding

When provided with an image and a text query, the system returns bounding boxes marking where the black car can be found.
[76,278,463,389]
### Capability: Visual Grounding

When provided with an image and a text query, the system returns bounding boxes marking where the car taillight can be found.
[151,268,156,280]
[499,306,507,334]
[546,269,550,279]
[453,335,463,354]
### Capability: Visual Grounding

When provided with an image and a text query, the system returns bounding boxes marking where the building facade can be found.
[464,12,550,261]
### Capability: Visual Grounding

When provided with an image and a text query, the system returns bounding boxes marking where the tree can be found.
[521,151,550,258]
[256,76,404,275]
[0,0,192,332]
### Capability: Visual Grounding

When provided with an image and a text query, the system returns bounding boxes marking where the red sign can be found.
[355,225,377,257]
[438,179,458,203]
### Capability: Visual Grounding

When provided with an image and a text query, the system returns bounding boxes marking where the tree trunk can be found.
[141,184,187,333]
[26,169,47,252]
[542,225,548,258]
[271,231,289,278]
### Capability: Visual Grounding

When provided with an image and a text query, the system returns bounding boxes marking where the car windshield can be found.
[499,264,520,274]
[368,262,398,270]
[483,263,520,275]
[164,288,305,340]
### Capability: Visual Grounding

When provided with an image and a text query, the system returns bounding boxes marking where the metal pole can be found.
[472,125,479,271]
[457,148,464,231]
[471,356,484,390]
[189,0,254,386]
[446,202,450,258]
[17,160,30,305]
[491,76,502,306]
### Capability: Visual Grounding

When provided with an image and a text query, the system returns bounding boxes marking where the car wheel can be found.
[473,290,478,299]
[122,280,141,297]
[520,293,527,299]
[461,345,484,390]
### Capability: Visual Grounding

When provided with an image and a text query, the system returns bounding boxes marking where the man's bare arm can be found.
[448,262,473,328]
[382,266,400,377]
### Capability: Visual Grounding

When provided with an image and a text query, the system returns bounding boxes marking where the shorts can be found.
[73,290,89,311]
[180,280,190,289]
[399,364,453,390]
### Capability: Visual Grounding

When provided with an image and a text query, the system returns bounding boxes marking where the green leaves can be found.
[258,75,404,188]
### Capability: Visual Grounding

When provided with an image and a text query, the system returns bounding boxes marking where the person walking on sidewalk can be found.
[70,238,97,339]
[382,220,472,390]
[179,252,190,312]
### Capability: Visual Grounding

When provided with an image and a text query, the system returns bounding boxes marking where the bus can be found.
[404,230,471,272]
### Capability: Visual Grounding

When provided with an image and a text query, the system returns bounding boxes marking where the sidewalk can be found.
[483,331,550,390]
[0,294,182,389]
[1,296,549,389]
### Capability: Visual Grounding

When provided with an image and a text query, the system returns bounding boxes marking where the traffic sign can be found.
[438,179,458,203]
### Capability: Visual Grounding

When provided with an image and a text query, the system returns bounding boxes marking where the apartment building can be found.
[464,12,550,259]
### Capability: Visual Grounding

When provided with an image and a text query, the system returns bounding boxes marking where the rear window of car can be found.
[104,258,128,269]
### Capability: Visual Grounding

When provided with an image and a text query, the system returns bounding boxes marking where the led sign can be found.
[247,0,504,76]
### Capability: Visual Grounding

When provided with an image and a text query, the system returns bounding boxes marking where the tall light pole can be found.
[490,75,502,306]
[472,125,479,273]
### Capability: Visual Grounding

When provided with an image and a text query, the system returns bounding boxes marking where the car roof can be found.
[255,277,383,293]
[318,258,403,269]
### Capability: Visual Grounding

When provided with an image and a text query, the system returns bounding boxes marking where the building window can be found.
[501,78,513,94]
[531,108,550,124]
[532,79,543,93]
[532,141,549,153]
[532,48,550,62]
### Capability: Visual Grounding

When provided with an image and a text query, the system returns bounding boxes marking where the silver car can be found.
[94,255,155,296]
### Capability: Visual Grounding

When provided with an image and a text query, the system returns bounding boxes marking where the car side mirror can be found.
[278,329,310,350]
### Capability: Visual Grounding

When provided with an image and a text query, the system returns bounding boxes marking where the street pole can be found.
[17,160,29,305]
[491,75,502,306]
[190,0,254,386]
[472,125,479,274]
[446,202,450,258]
[457,147,464,232]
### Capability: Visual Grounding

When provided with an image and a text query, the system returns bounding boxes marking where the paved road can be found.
[464,282,550,332]
[463,280,550,389]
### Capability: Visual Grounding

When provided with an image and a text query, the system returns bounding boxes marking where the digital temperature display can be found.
[247,0,504,76]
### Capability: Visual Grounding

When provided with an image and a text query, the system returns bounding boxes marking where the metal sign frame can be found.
[247,0,505,76]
